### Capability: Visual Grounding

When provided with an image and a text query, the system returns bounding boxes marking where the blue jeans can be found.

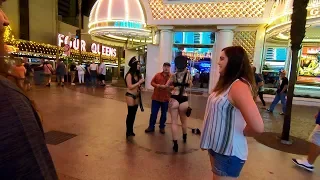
[208,150,245,178]
[148,100,169,129]
[269,93,287,113]
[90,71,97,87]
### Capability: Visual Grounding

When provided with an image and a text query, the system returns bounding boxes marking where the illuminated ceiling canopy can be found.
[88,0,151,44]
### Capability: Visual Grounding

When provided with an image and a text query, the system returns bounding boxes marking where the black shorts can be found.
[99,74,105,81]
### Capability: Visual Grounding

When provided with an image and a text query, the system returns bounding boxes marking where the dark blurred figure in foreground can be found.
[0,1,58,179]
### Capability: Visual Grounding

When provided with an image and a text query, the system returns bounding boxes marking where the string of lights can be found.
[3,25,118,63]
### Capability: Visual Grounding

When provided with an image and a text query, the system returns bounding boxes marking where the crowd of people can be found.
[9,58,110,90]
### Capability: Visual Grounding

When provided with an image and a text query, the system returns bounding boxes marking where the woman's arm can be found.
[229,81,264,136]
[126,73,143,90]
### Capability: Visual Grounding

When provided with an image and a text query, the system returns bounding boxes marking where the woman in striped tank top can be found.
[200,46,264,179]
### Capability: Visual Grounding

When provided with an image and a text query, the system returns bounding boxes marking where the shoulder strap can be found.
[179,72,188,96]
[80,65,85,71]
[45,64,53,73]
[223,79,240,96]
[241,78,252,91]
[223,78,253,96]
[182,72,188,84]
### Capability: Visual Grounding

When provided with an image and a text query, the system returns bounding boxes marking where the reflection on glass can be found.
[172,31,214,89]
[262,47,287,88]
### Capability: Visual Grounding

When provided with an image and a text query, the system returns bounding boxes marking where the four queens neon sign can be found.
[57,34,117,57]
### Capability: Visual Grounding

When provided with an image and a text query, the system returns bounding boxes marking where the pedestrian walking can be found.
[200,46,264,179]
[84,62,91,86]
[145,62,173,134]
[98,62,106,86]
[252,66,266,108]
[292,110,320,172]
[23,57,34,90]
[267,69,288,115]
[69,62,76,85]
[56,59,66,87]
[165,56,192,152]
[76,64,85,84]
[89,61,98,87]
[43,61,54,87]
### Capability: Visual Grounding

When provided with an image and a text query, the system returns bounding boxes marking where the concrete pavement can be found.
[27,85,320,180]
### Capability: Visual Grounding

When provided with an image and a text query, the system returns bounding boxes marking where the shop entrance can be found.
[172,31,215,91]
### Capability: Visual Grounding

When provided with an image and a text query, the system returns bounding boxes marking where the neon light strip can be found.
[89,1,98,22]
[95,0,102,22]
[108,0,112,20]
[89,26,151,33]
[124,0,129,21]
[106,34,152,42]
[88,27,151,36]
[136,0,145,23]
[89,20,146,28]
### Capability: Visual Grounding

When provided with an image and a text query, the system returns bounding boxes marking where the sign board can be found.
[91,43,117,57]
[114,21,143,29]
[302,46,320,55]
[57,33,117,57]
[308,6,320,18]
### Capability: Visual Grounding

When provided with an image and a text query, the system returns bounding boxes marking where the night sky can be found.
[82,0,96,16]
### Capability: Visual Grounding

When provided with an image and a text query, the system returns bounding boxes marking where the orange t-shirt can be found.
[13,65,26,79]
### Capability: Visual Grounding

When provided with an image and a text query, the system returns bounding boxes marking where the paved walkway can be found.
[27,85,320,180]
[68,85,318,140]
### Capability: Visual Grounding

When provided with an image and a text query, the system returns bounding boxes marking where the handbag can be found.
[186,106,192,117]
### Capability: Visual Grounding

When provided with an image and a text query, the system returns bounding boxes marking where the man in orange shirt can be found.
[145,62,173,134]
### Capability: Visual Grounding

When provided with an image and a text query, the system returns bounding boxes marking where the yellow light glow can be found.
[276,33,289,40]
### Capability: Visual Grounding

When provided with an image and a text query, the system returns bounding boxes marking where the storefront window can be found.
[262,47,288,88]
[297,46,320,85]
[172,31,215,89]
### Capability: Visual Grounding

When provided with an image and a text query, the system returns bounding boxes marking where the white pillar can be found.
[124,49,138,78]
[145,26,173,90]
[209,26,236,93]
[146,44,160,90]
[159,26,174,65]
[253,26,266,72]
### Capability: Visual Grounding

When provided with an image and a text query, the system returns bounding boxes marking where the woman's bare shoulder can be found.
[230,80,251,92]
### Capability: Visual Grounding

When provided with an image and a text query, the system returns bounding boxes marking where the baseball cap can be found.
[163,62,171,67]
[280,69,286,75]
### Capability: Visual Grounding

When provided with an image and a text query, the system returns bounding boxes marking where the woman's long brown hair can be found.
[213,46,257,96]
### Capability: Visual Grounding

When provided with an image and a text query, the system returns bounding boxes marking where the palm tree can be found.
[270,0,310,142]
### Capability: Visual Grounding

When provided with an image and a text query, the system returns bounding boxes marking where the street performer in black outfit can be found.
[124,57,144,138]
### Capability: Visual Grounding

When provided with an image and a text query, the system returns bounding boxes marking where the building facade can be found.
[3,0,318,96]
[116,0,274,91]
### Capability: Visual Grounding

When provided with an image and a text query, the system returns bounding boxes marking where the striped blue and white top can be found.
[200,79,248,160]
